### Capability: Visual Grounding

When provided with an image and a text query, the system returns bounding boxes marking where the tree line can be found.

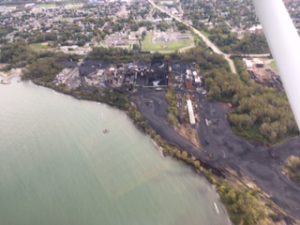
[207,26,270,54]
[174,46,298,143]
[204,61,298,143]
[0,42,78,82]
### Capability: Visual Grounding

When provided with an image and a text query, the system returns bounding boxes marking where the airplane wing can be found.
[253,0,300,129]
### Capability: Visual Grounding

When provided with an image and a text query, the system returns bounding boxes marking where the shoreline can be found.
[26,79,298,225]
[0,69,22,84]
[30,81,226,177]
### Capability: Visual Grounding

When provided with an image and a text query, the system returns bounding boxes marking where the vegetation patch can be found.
[88,47,136,63]
[0,42,79,82]
[177,46,229,72]
[165,87,179,127]
[217,181,274,225]
[192,24,270,54]
[0,42,36,68]
[0,26,14,38]
[232,126,266,143]
[30,43,50,51]
[24,57,63,83]
[269,60,279,74]
[36,3,56,8]
[204,61,298,144]
[284,156,300,185]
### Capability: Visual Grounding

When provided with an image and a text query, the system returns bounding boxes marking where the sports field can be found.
[141,32,194,53]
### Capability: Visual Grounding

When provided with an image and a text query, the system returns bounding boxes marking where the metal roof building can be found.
[187,99,196,125]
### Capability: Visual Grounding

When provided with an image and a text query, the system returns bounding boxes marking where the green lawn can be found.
[30,43,50,51]
[232,125,267,144]
[269,60,279,73]
[141,32,194,53]
[36,3,56,8]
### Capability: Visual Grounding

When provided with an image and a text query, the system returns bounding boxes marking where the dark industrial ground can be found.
[57,58,300,220]
[130,87,300,220]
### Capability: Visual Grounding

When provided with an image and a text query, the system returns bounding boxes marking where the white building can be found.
[248,25,263,34]
[187,99,196,125]
[243,59,253,70]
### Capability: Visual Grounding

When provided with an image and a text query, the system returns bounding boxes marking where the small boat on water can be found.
[103,129,110,134]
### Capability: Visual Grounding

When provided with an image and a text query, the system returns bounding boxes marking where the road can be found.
[147,0,237,74]
[232,53,271,58]
[178,43,196,53]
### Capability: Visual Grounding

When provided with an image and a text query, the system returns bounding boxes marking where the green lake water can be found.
[0,82,230,225]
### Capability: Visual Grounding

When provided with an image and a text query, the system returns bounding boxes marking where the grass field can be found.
[141,32,194,53]
[30,43,50,52]
[36,3,56,8]
[269,60,279,73]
